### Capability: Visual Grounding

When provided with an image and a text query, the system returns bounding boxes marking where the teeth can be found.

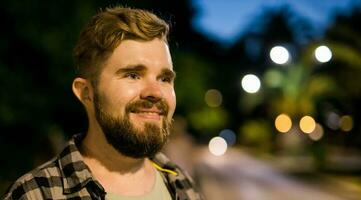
[138,112,159,115]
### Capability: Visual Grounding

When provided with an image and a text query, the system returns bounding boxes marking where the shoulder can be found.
[2,157,61,200]
[152,153,204,200]
[152,152,194,182]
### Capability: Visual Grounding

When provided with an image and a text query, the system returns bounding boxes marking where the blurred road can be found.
[193,148,361,200]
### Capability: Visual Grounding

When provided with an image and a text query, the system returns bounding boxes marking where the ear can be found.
[72,77,93,105]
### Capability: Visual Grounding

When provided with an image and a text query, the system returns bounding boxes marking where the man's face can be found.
[93,38,176,158]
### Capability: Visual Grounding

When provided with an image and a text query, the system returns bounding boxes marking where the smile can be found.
[131,110,163,120]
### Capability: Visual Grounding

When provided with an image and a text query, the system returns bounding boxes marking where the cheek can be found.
[121,86,139,98]
[167,89,176,114]
[171,90,176,106]
[106,85,139,110]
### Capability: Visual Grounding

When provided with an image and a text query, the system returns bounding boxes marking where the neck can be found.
[79,124,156,195]
[80,124,148,173]
[77,109,159,196]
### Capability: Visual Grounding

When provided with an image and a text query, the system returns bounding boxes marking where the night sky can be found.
[192,0,361,45]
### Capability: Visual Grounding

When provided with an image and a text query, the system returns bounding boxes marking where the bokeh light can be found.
[309,123,324,141]
[219,129,236,146]
[340,115,353,132]
[204,89,223,107]
[326,112,340,130]
[275,114,292,133]
[241,74,261,93]
[270,46,290,64]
[208,136,228,156]
[314,45,332,63]
[299,115,316,134]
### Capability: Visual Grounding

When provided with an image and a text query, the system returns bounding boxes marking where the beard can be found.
[93,91,172,159]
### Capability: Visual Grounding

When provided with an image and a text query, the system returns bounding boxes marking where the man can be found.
[3,6,203,200]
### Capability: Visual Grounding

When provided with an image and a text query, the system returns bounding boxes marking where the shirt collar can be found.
[151,153,179,175]
[57,133,103,194]
[56,133,178,194]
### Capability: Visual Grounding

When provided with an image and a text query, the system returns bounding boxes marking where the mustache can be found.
[125,99,169,115]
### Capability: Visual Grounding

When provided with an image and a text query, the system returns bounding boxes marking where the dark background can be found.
[1,0,361,195]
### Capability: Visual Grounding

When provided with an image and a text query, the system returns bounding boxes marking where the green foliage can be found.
[172,50,229,133]
[189,107,228,133]
[264,62,340,117]
[239,91,264,114]
[173,51,214,111]
[239,119,272,151]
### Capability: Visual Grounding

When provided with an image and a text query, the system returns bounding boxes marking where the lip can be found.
[131,111,162,121]
[131,107,165,115]
[136,108,162,114]
[130,108,163,121]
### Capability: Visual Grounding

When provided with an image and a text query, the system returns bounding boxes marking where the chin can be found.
[132,120,162,131]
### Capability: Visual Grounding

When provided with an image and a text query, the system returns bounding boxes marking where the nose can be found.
[140,81,163,103]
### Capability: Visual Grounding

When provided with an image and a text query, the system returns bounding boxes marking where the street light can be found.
[275,113,292,133]
[270,46,290,64]
[314,45,332,63]
[241,74,261,93]
[208,136,228,156]
[299,115,316,134]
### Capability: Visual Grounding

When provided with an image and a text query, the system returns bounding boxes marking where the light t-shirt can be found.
[106,170,172,200]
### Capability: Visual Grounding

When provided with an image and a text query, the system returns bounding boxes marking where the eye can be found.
[161,77,171,82]
[160,76,173,83]
[125,72,140,80]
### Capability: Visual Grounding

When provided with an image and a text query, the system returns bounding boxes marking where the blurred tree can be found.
[231,5,361,163]
[320,6,361,147]
[224,6,314,147]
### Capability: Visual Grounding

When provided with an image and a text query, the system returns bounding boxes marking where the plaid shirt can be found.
[3,134,203,200]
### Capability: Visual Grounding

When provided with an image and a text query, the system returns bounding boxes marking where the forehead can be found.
[104,38,173,71]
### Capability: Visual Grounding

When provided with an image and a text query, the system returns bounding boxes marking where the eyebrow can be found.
[160,68,176,80]
[115,64,147,75]
[115,64,176,79]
